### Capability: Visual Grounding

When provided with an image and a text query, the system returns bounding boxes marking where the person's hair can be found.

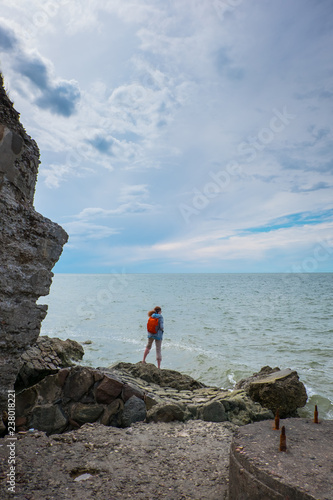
[154,306,161,313]
[148,310,155,317]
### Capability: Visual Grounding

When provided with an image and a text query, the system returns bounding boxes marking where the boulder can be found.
[200,400,228,422]
[29,404,68,435]
[16,336,84,391]
[112,362,206,391]
[122,383,145,403]
[224,391,274,426]
[63,367,95,402]
[146,403,185,423]
[15,416,27,431]
[235,367,307,418]
[100,399,124,426]
[13,363,284,435]
[121,396,146,427]
[35,374,62,405]
[95,375,124,404]
[71,403,104,425]
[56,368,70,388]
[0,419,6,436]
[16,387,38,416]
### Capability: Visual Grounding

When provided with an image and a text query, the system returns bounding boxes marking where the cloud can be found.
[292,182,332,193]
[0,24,17,50]
[74,201,155,219]
[88,135,115,156]
[61,221,120,241]
[1,22,80,116]
[119,184,149,201]
[126,221,333,267]
[1,1,333,272]
[39,163,73,188]
[34,79,80,117]
[13,52,80,117]
[215,47,244,80]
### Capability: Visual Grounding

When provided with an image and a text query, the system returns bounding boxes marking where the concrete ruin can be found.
[0,73,68,432]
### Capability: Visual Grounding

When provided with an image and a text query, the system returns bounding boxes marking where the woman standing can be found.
[142,306,164,368]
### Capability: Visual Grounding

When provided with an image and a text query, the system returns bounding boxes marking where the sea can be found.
[38,273,333,420]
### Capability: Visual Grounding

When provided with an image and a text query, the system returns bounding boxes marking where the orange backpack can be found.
[147,316,159,334]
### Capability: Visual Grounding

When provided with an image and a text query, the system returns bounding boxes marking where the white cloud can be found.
[1,0,333,272]
[106,221,333,269]
[62,220,119,241]
[74,201,155,219]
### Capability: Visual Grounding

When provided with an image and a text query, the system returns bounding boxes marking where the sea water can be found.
[39,273,333,419]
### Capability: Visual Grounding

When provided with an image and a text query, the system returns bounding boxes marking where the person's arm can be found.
[159,316,164,332]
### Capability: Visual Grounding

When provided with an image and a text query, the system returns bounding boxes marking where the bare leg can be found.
[156,340,162,369]
[143,338,153,363]
[142,347,150,363]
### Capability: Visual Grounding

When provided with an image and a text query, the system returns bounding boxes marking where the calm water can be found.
[39,273,333,419]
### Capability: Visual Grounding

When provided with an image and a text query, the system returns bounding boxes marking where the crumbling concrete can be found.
[229,418,333,499]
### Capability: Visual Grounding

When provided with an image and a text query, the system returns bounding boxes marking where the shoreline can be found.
[1,338,328,499]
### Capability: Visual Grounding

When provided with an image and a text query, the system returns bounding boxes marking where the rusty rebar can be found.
[274,408,280,430]
[279,425,287,452]
[314,404,319,424]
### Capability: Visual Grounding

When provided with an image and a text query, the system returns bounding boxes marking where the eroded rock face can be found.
[0,73,68,423]
[15,336,84,391]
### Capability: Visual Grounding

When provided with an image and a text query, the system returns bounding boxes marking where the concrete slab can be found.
[229,418,333,500]
[251,368,294,385]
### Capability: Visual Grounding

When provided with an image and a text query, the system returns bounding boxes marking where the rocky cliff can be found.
[0,73,68,430]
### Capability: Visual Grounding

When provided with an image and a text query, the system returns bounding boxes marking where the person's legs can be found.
[155,340,162,369]
[142,337,154,363]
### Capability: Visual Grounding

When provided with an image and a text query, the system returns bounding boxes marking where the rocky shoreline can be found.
[3,336,308,437]
[0,337,310,499]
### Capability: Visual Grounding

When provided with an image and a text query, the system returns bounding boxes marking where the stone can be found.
[143,394,159,411]
[15,416,27,426]
[56,368,70,388]
[121,396,146,428]
[29,404,68,435]
[16,336,84,390]
[122,383,145,402]
[71,403,104,425]
[200,400,228,422]
[112,362,206,391]
[95,375,124,404]
[36,374,62,405]
[146,403,185,423]
[100,399,124,426]
[224,392,274,425]
[16,387,38,416]
[93,370,104,383]
[236,366,307,418]
[0,418,6,437]
[0,73,68,415]
[63,367,95,402]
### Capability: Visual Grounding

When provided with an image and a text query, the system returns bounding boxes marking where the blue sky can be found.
[1,0,333,273]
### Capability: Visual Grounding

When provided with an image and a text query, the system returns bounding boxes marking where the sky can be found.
[0,0,333,273]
